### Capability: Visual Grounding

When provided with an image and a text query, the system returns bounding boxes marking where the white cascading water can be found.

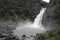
[32,8,46,30]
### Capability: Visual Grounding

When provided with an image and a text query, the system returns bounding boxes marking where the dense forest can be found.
[0,0,60,40]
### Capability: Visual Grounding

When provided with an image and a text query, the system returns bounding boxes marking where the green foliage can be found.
[0,0,41,21]
[36,25,60,40]
[36,33,45,40]
[36,33,40,40]
[54,35,60,40]
[0,0,29,21]
[45,25,60,40]
[36,33,41,40]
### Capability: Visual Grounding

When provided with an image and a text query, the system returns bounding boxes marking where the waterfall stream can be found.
[32,8,46,30]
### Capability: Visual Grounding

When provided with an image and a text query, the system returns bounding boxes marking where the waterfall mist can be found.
[14,8,47,39]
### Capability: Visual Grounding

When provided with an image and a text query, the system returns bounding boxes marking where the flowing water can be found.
[14,8,47,40]
[32,8,46,29]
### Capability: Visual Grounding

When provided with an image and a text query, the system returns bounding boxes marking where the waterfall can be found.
[32,8,46,30]
[14,8,47,39]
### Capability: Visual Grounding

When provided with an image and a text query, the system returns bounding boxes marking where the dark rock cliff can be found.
[42,0,60,29]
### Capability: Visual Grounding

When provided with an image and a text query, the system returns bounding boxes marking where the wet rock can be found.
[42,0,60,29]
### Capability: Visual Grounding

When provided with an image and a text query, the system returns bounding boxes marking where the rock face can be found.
[0,24,20,40]
[54,5,60,24]
[42,0,60,29]
[42,6,57,29]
